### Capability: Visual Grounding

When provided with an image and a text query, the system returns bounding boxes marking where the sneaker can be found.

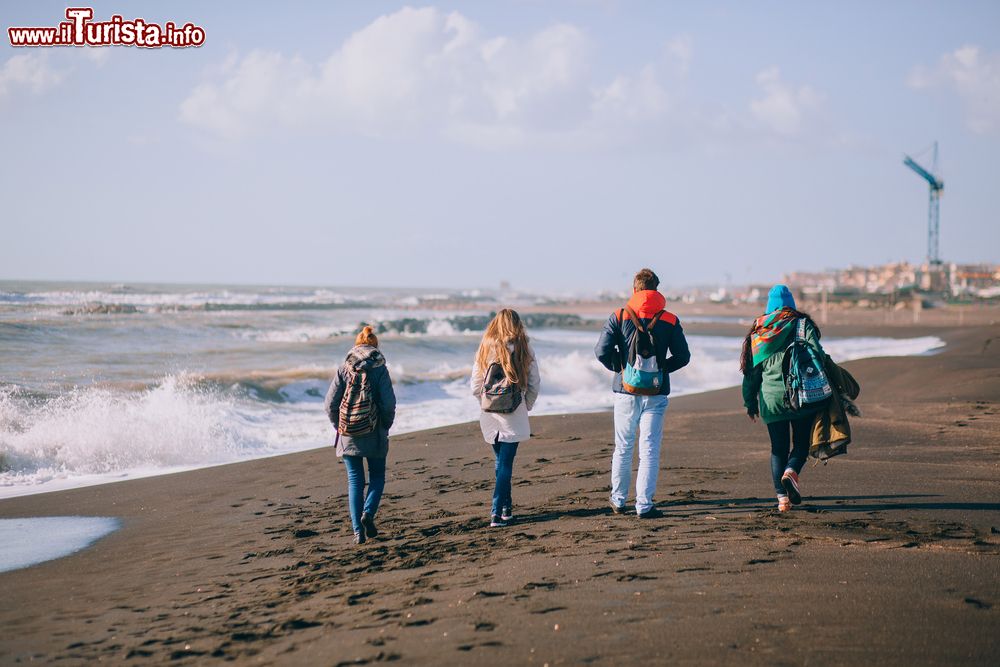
[353,530,366,544]
[777,496,792,512]
[489,514,508,528]
[637,507,664,519]
[609,499,625,515]
[500,507,514,522]
[781,470,802,505]
[361,511,378,538]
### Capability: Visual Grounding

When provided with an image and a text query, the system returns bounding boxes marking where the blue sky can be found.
[2,1,998,292]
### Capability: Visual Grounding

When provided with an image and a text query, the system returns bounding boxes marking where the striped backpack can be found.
[338,365,379,437]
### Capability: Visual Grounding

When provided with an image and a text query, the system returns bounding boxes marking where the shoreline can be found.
[0,329,948,501]
[1,323,998,665]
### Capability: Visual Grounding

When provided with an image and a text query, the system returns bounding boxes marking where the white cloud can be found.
[180,7,688,148]
[0,53,63,101]
[179,8,833,150]
[908,45,1000,134]
[664,35,693,75]
[180,51,311,139]
[749,67,823,136]
[79,47,111,67]
[592,64,670,123]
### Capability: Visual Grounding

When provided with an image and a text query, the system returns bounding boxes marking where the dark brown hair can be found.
[633,268,660,292]
[739,308,821,376]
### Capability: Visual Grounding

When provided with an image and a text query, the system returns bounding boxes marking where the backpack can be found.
[782,318,833,411]
[480,359,522,414]
[618,305,665,395]
[338,364,379,437]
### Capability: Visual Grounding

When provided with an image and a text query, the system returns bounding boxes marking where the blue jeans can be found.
[612,393,669,514]
[767,415,812,496]
[491,441,519,516]
[343,455,386,534]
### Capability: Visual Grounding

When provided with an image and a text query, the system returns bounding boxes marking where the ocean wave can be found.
[242,313,590,343]
[0,285,514,312]
[362,313,587,336]
[119,366,475,404]
[1,287,370,312]
[0,378,326,489]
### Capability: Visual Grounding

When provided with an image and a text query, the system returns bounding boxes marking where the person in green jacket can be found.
[740,285,826,512]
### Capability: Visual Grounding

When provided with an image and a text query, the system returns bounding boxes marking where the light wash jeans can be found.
[611,393,669,514]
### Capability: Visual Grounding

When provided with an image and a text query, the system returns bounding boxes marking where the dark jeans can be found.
[343,455,386,534]
[491,441,519,516]
[767,415,813,496]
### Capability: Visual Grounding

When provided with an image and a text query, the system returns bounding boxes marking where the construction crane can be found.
[903,142,944,265]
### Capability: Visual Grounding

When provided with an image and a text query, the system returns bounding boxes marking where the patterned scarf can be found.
[750,308,798,366]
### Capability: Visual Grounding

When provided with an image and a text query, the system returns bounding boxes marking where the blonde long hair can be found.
[475,309,532,385]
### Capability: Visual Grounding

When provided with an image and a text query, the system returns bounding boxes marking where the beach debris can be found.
[964,597,992,610]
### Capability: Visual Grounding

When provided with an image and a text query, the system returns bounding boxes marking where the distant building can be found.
[782,261,999,299]
[950,263,999,295]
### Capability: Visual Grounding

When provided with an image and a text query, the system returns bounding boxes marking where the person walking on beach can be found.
[595,268,691,518]
[470,309,540,528]
[325,326,397,544]
[741,285,828,512]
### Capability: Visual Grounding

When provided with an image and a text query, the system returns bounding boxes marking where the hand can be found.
[746,408,758,423]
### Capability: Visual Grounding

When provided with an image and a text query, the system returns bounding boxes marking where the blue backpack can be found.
[618,306,664,395]
[783,318,833,410]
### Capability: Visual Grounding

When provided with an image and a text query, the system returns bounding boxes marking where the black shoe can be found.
[637,507,664,519]
[609,499,625,515]
[353,530,366,545]
[361,511,378,538]
[500,506,513,522]
[489,514,507,528]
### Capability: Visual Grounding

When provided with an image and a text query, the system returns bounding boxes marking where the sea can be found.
[0,280,945,499]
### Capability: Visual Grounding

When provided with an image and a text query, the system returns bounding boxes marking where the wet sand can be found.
[1,325,998,665]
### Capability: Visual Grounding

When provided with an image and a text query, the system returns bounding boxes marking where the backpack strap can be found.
[624,305,646,334]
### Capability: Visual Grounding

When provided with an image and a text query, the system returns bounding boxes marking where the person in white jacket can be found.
[470,309,540,527]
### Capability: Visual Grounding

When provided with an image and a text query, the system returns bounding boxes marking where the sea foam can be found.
[0,516,120,573]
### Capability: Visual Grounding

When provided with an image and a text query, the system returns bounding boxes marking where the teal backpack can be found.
[783,318,833,410]
[618,305,664,395]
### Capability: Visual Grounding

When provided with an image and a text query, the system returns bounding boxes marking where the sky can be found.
[1,1,998,293]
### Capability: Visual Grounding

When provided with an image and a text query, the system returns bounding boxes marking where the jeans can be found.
[767,415,813,496]
[611,393,669,514]
[343,455,386,534]
[491,441,519,516]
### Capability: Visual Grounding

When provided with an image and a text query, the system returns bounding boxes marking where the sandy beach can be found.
[1,323,998,666]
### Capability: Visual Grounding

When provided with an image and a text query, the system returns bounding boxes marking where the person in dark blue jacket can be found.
[595,268,690,518]
[324,326,397,544]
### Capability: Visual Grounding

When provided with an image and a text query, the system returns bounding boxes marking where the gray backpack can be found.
[480,361,522,414]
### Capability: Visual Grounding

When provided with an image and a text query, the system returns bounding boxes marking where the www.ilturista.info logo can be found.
[8,7,205,48]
